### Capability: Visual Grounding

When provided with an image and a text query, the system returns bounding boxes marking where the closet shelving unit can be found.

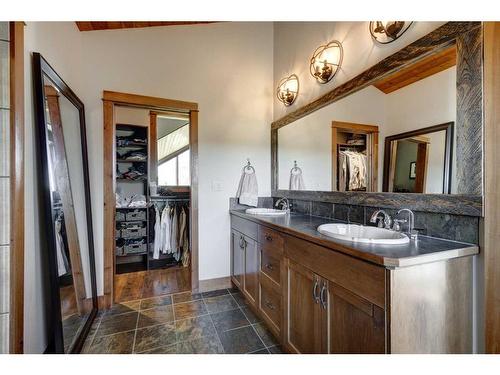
[115,123,150,274]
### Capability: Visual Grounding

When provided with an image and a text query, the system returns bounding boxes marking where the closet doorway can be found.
[102,91,198,307]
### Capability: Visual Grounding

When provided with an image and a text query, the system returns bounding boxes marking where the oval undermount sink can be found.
[245,208,288,216]
[317,223,409,245]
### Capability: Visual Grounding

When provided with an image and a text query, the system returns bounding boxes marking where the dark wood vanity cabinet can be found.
[231,213,474,354]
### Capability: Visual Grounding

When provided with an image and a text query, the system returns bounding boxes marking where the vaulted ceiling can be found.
[75,21,216,32]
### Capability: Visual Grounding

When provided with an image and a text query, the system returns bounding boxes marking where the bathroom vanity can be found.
[230,210,478,354]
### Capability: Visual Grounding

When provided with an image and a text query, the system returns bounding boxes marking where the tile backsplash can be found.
[281,198,480,245]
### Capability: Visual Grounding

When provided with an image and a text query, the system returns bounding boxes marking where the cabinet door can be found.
[323,282,386,354]
[285,260,323,353]
[243,236,259,305]
[231,230,244,289]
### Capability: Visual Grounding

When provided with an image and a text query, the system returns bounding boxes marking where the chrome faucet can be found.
[275,197,291,213]
[369,209,392,229]
[396,208,418,240]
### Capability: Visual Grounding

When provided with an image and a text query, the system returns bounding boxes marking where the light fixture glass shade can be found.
[369,21,413,44]
[309,40,343,84]
[276,74,299,106]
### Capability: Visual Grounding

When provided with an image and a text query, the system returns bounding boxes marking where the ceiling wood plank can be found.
[373,45,457,94]
[75,21,216,32]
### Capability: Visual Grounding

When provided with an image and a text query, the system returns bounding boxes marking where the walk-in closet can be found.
[112,105,194,303]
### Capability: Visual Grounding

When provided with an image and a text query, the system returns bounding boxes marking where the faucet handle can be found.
[392,218,407,232]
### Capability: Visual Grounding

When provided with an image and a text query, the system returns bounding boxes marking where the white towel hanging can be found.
[235,160,258,207]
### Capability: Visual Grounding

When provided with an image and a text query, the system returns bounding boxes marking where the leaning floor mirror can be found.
[32,53,98,353]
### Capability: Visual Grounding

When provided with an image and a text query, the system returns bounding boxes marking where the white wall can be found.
[24,22,83,353]
[273,22,446,121]
[278,86,385,190]
[77,22,274,286]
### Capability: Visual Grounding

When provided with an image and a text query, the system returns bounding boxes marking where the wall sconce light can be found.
[309,40,343,84]
[369,21,413,44]
[276,74,299,106]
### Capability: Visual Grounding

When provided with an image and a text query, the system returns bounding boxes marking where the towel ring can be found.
[243,158,255,174]
[290,160,303,175]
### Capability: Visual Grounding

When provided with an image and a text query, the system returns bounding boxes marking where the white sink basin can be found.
[317,223,409,245]
[245,208,288,216]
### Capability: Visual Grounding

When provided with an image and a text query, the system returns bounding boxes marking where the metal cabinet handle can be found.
[312,278,320,304]
[320,282,327,310]
[265,263,274,271]
[265,234,273,241]
[265,300,275,310]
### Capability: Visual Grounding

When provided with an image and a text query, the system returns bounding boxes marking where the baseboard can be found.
[195,276,232,293]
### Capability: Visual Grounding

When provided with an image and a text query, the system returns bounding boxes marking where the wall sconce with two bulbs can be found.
[276,74,299,106]
[369,21,413,44]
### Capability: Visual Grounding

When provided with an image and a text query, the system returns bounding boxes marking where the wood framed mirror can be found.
[32,52,98,353]
[383,122,454,194]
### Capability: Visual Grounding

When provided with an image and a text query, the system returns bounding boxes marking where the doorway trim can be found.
[102,90,199,308]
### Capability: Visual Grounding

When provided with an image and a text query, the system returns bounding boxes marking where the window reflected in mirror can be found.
[152,112,190,189]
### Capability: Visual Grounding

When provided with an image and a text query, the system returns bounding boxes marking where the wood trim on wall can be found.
[102,92,199,308]
[484,21,500,354]
[9,21,24,354]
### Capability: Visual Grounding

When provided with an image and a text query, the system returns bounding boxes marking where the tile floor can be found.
[82,288,284,354]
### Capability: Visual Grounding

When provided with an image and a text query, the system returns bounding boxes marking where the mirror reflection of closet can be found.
[332,121,379,192]
[150,111,190,192]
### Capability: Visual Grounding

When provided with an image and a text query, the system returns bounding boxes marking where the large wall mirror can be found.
[32,53,98,353]
[272,22,483,214]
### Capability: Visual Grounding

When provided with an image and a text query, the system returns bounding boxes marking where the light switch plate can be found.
[212,180,223,192]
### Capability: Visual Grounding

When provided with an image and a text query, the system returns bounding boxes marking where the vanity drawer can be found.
[231,215,258,240]
[259,277,281,331]
[261,247,281,286]
[259,226,284,254]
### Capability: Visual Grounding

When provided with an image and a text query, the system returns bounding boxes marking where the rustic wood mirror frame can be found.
[271,22,483,217]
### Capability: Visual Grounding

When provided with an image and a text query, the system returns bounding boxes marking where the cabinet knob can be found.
[265,301,275,310]
[265,235,273,241]
[265,263,274,271]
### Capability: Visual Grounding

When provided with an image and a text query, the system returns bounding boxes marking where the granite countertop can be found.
[230,210,479,268]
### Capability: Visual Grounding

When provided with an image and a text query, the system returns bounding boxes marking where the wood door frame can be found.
[331,121,379,192]
[484,22,500,353]
[102,91,199,308]
[9,21,24,354]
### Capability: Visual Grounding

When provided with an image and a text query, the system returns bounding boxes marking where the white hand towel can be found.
[289,172,306,190]
[236,170,258,207]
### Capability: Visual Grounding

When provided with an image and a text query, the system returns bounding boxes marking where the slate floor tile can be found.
[95,312,138,338]
[178,335,224,354]
[134,323,177,353]
[201,289,229,298]
[254,322,279,347]
[204,294,239,314]
[173,300,207,320]
[172,292,203,304]
[231,292,250,307]
[139,343,179,354]
[268,345,285,354]
[175,315,216,342]
[249,348,270,354]
[218,326,265,354]
[210,308,249,333]
[140,295,172,310]
[105,300,141,317]
[241,306,262,324]
[87,331,135,354]
[137,305,175,328]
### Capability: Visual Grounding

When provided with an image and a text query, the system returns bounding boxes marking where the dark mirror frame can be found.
[32,52,98,353]
[382,122,454,194]
[271,22,483,217]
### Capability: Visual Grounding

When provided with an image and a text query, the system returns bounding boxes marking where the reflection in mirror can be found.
[383,123,453,194]
[277,44,457,194]
[154,112,190,188]
[42,74,94,352]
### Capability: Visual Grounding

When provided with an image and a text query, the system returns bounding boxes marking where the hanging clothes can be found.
[170,206,179,259]
[153,205,161,260]
[180,206,190,267]
[55,215,70,276]
[339,150,367,191]
[160,205,172,254]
